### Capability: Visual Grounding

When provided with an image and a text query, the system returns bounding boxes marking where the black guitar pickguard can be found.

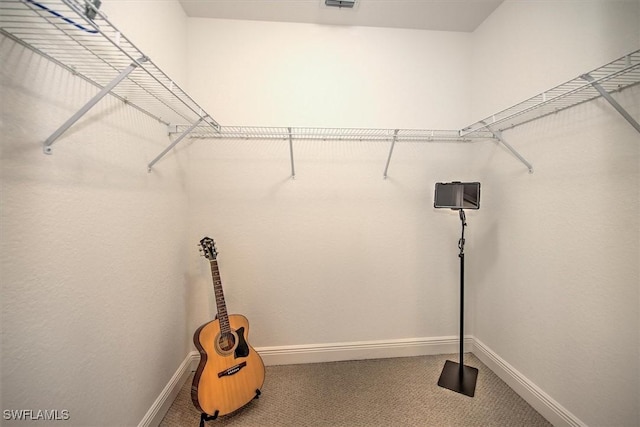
[234,327,250,358]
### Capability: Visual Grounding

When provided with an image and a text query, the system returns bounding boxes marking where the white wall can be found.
[2,1,638,426]
[187,18,471,129]
[185,19,476,351]
[0,1,191,426]
[186,138,483,348]
[470,0,640,121]
[471,86,639,427]
[470,1,640,426]
[185,4,640,427]
[104,0,189,89]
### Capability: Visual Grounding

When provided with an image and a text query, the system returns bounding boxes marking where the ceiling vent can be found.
[325,0,356,8]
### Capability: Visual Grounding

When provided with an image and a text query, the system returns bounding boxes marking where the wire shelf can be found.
[461,50,640,136]
[178,126,495,142]
[1,0,637,172]
[0,0,219,130]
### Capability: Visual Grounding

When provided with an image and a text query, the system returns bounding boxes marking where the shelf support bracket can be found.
[288,127,295,179]
[581,73,640,134]
[147,117,205,171]
[43,58,145,154]
[383,129,399,179]
[492,130,534,174]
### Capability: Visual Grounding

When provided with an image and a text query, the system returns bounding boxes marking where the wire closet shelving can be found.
[1,0,639,174]
[461,51,640,137]
[0,0,220,154]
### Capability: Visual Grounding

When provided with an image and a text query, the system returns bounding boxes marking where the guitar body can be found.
[191,314,265,416]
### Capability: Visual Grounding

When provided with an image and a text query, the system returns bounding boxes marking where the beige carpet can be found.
[160,353,552,427]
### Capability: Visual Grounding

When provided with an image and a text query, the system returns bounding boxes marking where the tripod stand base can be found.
[438,360,478,397]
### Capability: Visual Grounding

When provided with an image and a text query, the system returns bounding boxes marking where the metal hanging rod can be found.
[581,73,640,133]
[147,117,206,171]
[492,130,534,174]
[0,0,220,157]
[180,51,639,143]
[181,126,492,178]
[43,57,144,153]
[383,129,399,179]
[461,50,640,137]
[288,127,296,179]
[2,0,637,172]
[179,126,492,142]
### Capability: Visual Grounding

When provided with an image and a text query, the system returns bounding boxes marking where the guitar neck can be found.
[210,260,231,334]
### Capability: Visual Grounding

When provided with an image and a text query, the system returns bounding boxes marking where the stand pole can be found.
[437,209,478,397]
[459,236,464,377]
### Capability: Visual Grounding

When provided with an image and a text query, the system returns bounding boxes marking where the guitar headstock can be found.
[199,237,218,261]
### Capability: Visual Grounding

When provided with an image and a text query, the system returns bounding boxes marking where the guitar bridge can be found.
[218,361,247,378]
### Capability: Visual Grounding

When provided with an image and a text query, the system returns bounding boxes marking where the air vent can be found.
[325,0,355,8]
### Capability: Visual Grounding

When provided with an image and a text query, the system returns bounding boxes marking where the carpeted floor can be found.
[160,353,552,427]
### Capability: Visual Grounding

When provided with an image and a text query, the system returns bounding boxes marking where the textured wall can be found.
[186,138,483,349]
[187,18,472,129]
[184,4,640,427]
[470,1,640,425]
[184,20,477,350]
[0,1,191,425]
[470,86,640,427]
[1,1,638,426]
[470,0,640,122]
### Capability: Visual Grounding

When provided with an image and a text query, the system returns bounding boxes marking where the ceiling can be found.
[178,0,505,32]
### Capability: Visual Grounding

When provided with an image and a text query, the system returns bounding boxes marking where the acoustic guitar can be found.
[191,237,265,417]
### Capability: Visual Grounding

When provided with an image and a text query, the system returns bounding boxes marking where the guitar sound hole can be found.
[218,332,236,352]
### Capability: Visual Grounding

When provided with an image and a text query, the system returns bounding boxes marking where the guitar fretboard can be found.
[210,260,231,334]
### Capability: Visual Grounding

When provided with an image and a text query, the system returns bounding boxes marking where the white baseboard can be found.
[137,338,466,426]
[142,337,584,427]
[255,335,472,366]
[138,351,198,427]
[472,338,586,427]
